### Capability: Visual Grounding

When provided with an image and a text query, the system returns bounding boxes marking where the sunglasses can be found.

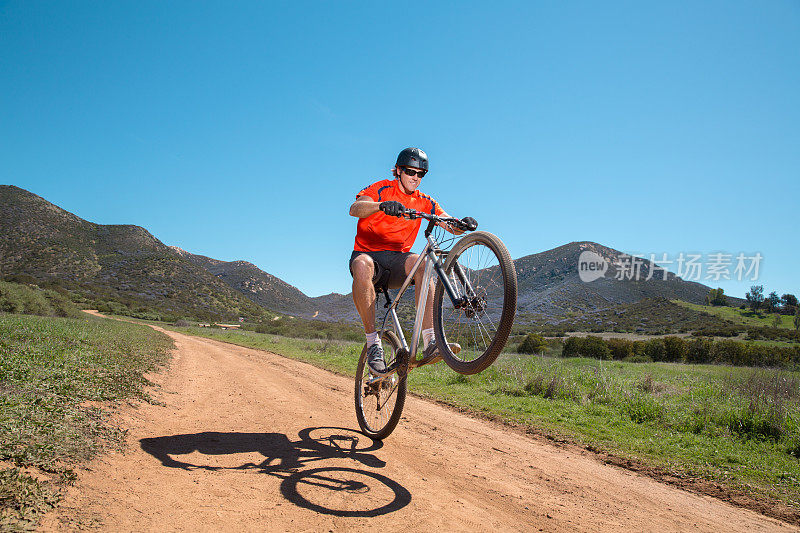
[402,167,427,178]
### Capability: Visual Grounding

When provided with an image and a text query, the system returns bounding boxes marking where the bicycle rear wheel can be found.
[433,231,517,375]
[354,330,407,440]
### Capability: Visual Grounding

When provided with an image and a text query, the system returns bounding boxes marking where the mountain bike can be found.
[354,210,517,439]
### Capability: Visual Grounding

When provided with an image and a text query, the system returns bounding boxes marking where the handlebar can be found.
[400,209,477,232]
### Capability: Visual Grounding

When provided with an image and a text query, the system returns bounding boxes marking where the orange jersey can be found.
[354,179,445,253]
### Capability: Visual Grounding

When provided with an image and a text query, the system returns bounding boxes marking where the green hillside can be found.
[0,185,276,322]
[0,279,82,318]
[675,300,797,329]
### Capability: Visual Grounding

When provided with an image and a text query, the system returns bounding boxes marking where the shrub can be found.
[582,336,612,360]
[518,333,547,354]
[643,338,667,362]
[561,332,800,369]
[662,336,688,362]
[562,336,582,358]
[606,338,635,360]
[0,281,80,318]
[558,336,606,359]
[746,327,800,342]
[712,340,746,365]
[686,338,713,364]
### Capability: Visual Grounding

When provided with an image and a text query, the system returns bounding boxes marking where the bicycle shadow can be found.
[139,426,411,517]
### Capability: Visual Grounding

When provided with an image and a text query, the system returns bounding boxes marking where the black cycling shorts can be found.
[349,250,414,290]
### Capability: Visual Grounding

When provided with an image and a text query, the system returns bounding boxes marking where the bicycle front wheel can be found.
[354,330,407,440]
[433,231,517,375]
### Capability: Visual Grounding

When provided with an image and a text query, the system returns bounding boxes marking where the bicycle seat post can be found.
[382,287,391,309]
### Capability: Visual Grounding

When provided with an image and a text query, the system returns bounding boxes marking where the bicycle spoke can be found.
[437,238,510,365]
[356,334,404,436]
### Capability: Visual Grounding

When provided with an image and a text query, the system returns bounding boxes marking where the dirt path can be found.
[41,316,797,532]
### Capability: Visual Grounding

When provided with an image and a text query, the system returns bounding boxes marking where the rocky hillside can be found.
[169,247,353,320]
[0,185,273,320]
[513,241,716,321]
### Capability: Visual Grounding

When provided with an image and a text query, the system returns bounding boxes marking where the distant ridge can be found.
[169,246,352,320]
[512,241,717,320]
[1,184,729,324]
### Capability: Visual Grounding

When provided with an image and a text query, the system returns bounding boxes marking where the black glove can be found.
[379,201,406,218]
[460,216,478,231]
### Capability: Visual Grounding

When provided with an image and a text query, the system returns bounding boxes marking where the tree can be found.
[781,294,798,315]
[795,308,800,331]
[705,288,727,306]
[764,291,780,313]
[745,285,764,313]
[772,314,781,328]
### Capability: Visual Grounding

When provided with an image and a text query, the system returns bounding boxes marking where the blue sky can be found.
[2,1,798,298]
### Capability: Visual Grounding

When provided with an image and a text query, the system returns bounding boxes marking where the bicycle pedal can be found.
[367,374,387,386]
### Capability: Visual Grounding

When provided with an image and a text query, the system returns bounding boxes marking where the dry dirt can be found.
[40,314,798,532]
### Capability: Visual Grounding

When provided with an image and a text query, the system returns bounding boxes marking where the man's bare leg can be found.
[352,255,389,375]
[351,254,377,333]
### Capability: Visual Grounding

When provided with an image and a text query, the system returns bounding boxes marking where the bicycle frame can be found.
[378,217,478,363]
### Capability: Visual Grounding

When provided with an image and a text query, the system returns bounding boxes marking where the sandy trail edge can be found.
[39,313,797,532]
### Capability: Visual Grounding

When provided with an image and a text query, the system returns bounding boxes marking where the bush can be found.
[561,336,611,360]
[0,281,80,318]
[746,327,800,342]
[712,340,746,365]
[518,333,547,354]
[583,336,612,359]
[561,332,800,369]
[721,405,787,441]
[686,338,713,364]
[662,336,688,362]
[561,336,582,358]
[606,338,635,360]
[643,338,667,362]
[521,369,580,401]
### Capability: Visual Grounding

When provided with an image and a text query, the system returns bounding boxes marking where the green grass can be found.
[167,324,800,511]
[0,313,173,530]
[675,300,797,329]
[0,281,82,319]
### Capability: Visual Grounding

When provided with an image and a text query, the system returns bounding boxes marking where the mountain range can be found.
[1,184,724,324]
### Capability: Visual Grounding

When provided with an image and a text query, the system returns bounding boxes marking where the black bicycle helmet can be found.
[396,147,428,171]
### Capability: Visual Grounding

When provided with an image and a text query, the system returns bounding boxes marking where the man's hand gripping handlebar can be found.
[400,208,478,233]
[378,201,407,218]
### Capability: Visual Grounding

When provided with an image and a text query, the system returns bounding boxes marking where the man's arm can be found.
[349,195,381,218]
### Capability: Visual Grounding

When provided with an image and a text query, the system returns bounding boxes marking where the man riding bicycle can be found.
[349,147,476,376]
